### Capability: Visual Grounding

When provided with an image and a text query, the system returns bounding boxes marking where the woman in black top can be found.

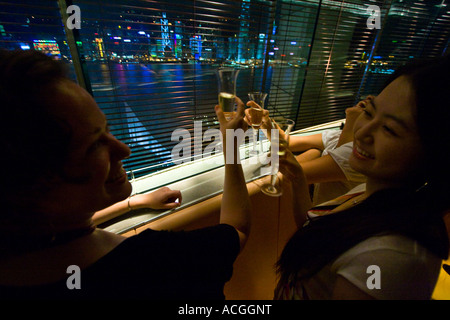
[0,49,251,299]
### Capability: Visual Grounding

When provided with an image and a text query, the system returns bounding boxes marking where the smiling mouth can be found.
[354,145,375,159]
[106,165,126,184]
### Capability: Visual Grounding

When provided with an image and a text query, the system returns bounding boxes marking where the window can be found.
[293,0,450,128]
[1,0,449,179]
[72,0,279,177]
[359,0,450,97]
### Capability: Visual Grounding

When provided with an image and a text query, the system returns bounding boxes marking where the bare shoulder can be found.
[88,228,127,248]
[332,275,375,300]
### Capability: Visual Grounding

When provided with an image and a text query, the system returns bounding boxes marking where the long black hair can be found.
[276,55,450,281]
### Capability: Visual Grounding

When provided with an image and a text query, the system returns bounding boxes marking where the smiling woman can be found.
[0,49,250,299]
[41,79,133,215]
[349,75,425,191]
[274,55,450,300]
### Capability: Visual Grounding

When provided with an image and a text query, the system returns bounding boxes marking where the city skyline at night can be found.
[1,0,449,176]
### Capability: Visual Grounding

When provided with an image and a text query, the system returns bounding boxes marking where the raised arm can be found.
[244,104,324,153]
[289,133,324,153]
[216,98,251,251]
[278,147,313,229]
[300,154,347,184]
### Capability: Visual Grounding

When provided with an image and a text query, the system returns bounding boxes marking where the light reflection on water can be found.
[86,62,271,176]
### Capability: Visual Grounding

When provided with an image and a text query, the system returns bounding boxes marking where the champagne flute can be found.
[261,118,295,197]
[216,68,240,120]
[247,92,267,156]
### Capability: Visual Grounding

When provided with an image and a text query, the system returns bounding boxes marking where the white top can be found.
[275,185,442,300]
[294,234,442,300]
[312,129,366,205]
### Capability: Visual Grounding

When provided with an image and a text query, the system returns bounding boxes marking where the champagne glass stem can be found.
[259,130,264,154]
[252,128,258,153]
[270,173,278,189]
[260,118,294,197]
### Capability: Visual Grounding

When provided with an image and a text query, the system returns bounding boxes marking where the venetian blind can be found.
[1,0,450,178]
[358,0,450,98]
[295,0,450,129]
[70,0,276,177]
[293,0,385,128]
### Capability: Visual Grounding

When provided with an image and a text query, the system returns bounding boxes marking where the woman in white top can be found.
[290,101,369,205]
[275,56,450,300]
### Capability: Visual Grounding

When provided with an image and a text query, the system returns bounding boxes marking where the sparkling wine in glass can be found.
[219,92,236,120]
[261,118,295,197]
[216,68,240,120]
[247,92,267,156]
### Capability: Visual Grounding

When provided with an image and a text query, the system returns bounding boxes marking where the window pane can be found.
[359,0,450,98]
[2,0,450,179]
[295,0,385,128]
[73,0,277,177]
[264,0,318,125]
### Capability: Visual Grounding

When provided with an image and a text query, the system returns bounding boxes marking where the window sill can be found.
[99,119,344,234]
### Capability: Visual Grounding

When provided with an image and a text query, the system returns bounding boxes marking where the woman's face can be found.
[38,80,132,226]
[349,76,425,190]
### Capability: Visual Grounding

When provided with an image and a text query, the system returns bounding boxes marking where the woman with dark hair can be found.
[0,49,251,299]
[275,56,450,300]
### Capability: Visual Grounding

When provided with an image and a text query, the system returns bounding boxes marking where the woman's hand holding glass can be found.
[247,92,268,155]
[277,147,305,183]
[244,103,270,129]
[245,102,270,157]
[215,96,248,163]
[261,118,295,197]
